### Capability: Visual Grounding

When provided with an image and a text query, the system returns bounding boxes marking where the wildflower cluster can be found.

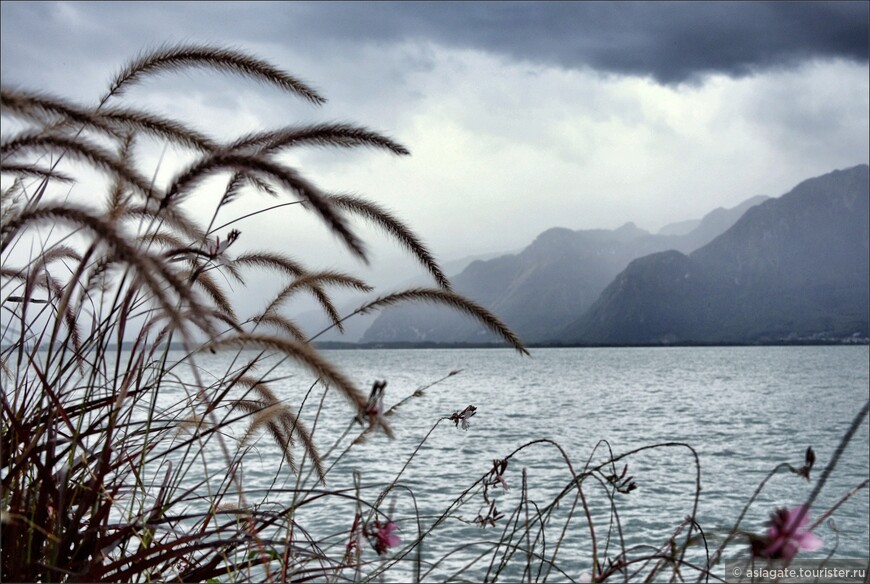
[605,463,637,494]
[474,500,505,528]
[474,458,510,528]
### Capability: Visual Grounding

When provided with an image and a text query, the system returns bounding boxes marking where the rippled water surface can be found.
[165,346,869,581]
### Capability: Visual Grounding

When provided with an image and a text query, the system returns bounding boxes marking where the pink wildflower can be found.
[752,505,823,560]
[449,404,477,430]
[373,521,400,555]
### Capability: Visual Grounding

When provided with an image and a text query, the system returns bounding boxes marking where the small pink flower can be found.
[449,404,477,430]
[373,521,400,555]
[753,505,823,560]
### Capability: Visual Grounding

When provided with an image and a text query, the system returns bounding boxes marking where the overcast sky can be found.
[2,1,868,292]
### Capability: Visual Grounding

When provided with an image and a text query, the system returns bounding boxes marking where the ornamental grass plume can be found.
[0,43,527,583]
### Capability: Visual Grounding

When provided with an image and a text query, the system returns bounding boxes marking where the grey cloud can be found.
[2,2,867,90]
[305,2,868,83]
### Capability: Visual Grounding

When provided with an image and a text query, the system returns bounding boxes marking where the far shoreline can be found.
[7,339,868,352]
[312,339,870,350]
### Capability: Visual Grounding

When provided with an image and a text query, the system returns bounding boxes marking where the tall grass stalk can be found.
[0,44,522,582]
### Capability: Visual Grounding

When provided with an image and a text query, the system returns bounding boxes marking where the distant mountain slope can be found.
[362,194,768,344]
[658,218,701,236]
[563,165,869,344]
[291,250,511,342]
[658,195,767,238]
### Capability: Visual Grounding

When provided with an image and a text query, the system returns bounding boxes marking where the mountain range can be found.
[359,165,868,346]
[566,165,869,344]
[359,195,766,343]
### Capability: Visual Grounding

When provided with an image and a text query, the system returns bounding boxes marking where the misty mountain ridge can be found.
[657,195,769,237]
[362,188,771,344]
[563,164,869,345]
[292,249,516,343]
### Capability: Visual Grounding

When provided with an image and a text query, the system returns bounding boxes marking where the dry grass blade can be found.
[235,400,299,468]
[203,334,393,437]
[3,266,64,299]
[192,270,237,321]
[100,107,217,152]
[220,258,246,286]
[1,163,73,183]
[107,132,136,217]
[1,133,157,202]
[45,271,84,364]
[233,398,325,481]
[288,270,371,293]
[0,266,28,283]
[330,194,451,289]
[1,179,25,228]
[253,314,308,342]
[35,244,83,267]
[221,172,247,206]
[165,152,366,261]
[1,87,121,135]
[358,287,528,355]
[122,204,206,244]
[261,271,372,320]
[247,174,278,196]
[104,44,326,105]
[233,252,307,278]
[303,285,344,333]
[2,176,23,199]
[232,376,277,402]
[0,88,216,153]
[3,204,216,337]
[278,408,325,483]
[259,271,371,334]
[138,229,188,251]
[384,369,462,418]
[229,123,410,156]
[218,172,279,207]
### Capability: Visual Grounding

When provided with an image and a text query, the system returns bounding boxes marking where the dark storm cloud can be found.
[2,2,867,88]
[284,2,870,83]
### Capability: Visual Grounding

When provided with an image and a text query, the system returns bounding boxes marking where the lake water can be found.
[162,345,869,581]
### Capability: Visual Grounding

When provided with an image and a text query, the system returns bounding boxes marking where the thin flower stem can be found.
[810,479,869,531]
[207,200,306,235]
